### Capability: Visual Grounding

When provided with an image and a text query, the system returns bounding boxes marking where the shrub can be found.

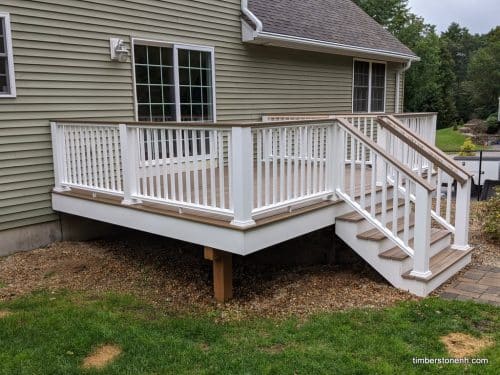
[485,113,499,134]
[459,138,477,156]
[475,188,500,242]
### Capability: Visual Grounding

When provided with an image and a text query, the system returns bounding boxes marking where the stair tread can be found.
[357,216,415,241]
[402,247,473,281]
[337,199,405,223]
[379,229,451,260]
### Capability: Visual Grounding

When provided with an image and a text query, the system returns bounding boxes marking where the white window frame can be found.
[0,12,16,98]
[131,37,217,122]
[352,59,387,113]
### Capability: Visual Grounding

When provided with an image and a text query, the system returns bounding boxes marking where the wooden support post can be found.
[204,247,233,302]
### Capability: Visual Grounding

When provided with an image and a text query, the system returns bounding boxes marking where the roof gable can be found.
[247,0,417,60]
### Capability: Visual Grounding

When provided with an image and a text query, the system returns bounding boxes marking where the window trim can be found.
[131,38,217,122]
[0,12,16,98]
[351,58,387,113]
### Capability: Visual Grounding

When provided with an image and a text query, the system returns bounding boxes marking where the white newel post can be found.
[376,123,387,185]
[411,184,432,278]
[230,126,255,227]
[429,114,438,146]
[332,123,345,197]
[119,124,141,205]
[50,121,69,192]
[453,178,472,250]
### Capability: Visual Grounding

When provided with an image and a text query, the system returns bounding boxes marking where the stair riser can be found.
[334,188,394,222]
[399,253,472,297]
[352,205,406,234]
[371,227,415,252]
[400,234,452,274]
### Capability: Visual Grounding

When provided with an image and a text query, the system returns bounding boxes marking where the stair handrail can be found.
[381,115,472,182]
[336,117,436,193]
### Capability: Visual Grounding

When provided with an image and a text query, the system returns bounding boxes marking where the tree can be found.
[352,0,409,35]
[464,27,500,118]
[441,23,483,121]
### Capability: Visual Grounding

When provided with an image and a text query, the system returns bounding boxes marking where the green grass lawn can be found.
[0,291,498,374]
[436,127,468,152]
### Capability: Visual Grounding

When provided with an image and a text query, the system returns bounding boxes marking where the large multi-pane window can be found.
[0,13,15,97]
[353,60,386,112]
[134,42,214,122]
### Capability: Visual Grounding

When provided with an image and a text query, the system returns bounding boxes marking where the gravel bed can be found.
[0,233,415,319]
[0,202,495,319]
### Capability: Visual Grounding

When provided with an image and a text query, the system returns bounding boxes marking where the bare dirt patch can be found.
[82,344,122,370]
[440,332,494,358]
[261,344,286,354]
[0,310,12,319]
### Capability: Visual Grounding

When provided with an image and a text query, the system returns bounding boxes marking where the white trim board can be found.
[241,20,420,63]
[0,12,16,98]
[52,193,343,256]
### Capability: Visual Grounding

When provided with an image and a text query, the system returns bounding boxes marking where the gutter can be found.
[395,60,412,113]
[240,1,419,63]
[241,0,262,37]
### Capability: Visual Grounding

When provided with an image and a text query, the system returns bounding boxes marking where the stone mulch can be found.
[0,233,416,320]
[440,265,500,306]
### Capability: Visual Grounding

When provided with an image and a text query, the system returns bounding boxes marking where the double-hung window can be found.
[133,40,215,122]
[353,60,386,113]
[0,13,16,97]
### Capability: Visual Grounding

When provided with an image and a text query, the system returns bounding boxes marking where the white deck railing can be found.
[263,112,437,167]
[51,113,471,277]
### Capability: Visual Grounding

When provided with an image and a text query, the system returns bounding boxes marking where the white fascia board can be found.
[253,31,420,63]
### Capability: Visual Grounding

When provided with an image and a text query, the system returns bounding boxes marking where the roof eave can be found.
[242,20,419,62]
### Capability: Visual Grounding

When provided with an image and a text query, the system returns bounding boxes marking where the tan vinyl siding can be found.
[0,0,404,231]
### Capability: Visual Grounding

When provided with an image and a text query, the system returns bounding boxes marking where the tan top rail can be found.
[380,116,472,183]
[51,118,336,129]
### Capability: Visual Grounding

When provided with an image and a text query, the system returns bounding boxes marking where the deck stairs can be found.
[335,197,472,297]
[332,115,473,296]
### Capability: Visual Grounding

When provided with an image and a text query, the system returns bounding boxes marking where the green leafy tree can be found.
[352,0,409,34]
[464,27,500,118]
[441,23,483,121]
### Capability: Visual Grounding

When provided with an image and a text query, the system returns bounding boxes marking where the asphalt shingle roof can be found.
[248,0,417,58]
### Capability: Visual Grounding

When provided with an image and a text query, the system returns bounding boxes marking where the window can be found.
[0,13,15,97]
[133,41,215,122]
[353,60,385,112]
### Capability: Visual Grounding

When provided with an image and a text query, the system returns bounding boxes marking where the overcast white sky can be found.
[407,0,499,34]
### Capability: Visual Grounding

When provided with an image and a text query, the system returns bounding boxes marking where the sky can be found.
[407,0,499,34]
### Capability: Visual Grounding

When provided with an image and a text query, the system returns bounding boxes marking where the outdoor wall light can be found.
[110,38,130,62]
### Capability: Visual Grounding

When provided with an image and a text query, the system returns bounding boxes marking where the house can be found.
[0,0,473,301]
